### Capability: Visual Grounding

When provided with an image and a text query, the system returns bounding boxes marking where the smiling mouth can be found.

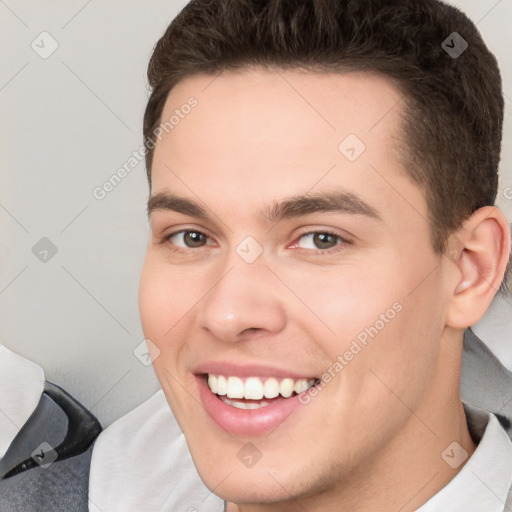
[205,374,320,409]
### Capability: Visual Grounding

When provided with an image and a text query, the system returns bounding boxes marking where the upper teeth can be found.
[207,375,316,400]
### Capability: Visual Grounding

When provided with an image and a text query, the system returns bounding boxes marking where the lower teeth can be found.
[220,396,273,409]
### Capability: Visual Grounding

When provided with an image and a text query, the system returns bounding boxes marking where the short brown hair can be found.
[143,0,504,257]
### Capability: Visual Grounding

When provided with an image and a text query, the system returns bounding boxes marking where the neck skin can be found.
[224,331,476,512]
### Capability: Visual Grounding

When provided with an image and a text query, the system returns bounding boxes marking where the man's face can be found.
[139,69,452,504]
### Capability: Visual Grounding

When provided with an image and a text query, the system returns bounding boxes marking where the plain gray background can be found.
[1,0,511,428]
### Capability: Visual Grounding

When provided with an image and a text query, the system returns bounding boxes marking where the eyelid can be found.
[288,228,353,253]
[171,231,210,247]
[160,226,217,248]
[292,227,353,243]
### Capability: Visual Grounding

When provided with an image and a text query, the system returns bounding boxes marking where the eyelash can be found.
[291,230,352,254]
[161,229,352,255]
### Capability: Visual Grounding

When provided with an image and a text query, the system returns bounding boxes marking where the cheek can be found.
[139,256,200,340]
[286,258,443,400]
[278,260,404,348]
[139,258,200,408]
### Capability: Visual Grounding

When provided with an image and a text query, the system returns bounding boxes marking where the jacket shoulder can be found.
[0,381,102,512]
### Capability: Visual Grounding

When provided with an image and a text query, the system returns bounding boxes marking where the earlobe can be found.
[445,207,511,329]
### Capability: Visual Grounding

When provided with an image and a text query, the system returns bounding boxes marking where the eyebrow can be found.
[263,190,381,223]
[147,190,381,223]
[148,193,208,219]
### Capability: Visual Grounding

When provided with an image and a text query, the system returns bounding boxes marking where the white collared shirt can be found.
[418,404,512,511]
[88,390,512,512]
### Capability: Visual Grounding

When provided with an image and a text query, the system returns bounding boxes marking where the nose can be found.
[196,258,287,343]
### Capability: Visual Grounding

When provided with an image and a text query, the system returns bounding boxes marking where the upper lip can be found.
[192,361,318,380]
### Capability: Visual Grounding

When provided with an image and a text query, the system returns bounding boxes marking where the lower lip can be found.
[196,375,304,436]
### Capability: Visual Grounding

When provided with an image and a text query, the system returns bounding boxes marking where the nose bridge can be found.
[197,248,286,342]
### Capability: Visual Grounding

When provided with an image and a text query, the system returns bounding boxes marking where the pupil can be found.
[313,233,336,249]
[185,231,205,247]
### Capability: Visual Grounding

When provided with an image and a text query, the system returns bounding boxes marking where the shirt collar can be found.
[0,345,45,460]
[418,403,512,512]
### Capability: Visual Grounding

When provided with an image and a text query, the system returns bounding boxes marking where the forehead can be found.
[150,68,426,227]
[154,67,403,163]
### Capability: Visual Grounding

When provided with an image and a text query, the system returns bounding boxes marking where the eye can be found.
[167,230,211,249]
[295,231,347,251]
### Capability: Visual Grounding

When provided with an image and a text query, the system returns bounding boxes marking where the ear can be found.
[445,206,511,329]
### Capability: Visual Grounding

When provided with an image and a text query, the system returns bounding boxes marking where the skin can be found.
[139,68,510,511]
